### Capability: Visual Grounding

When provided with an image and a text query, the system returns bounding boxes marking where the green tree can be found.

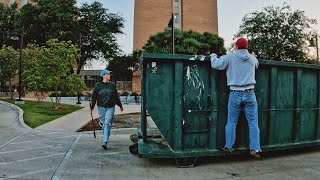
[0,3,17,48]
[75,1,124,75]
[143,30,226,56]
[16,0,78,46]
[15,1,124,75]
[235,5,317,62]
[107,50,141,81]
[23,39,86,109]
[0,46,19,99]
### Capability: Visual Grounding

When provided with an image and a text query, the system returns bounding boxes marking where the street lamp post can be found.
[18,28,24,102]
[171,13,174,54]
[76,33,82,105]
[10,28,25,104]
[166,13,175,54]
[76,33,89,105]
[315,35,319,61]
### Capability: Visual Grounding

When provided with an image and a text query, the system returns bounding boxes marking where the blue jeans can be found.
[225,91,261,151]
[97,106,115,143]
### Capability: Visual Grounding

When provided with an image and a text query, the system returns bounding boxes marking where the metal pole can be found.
[316,35,319,61]
[172,13,175,54]
[77,90,81,104]
[141,60,147,142]
[77,33,82,104]
[18,28,24,101]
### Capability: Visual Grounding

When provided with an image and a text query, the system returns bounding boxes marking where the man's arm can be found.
[91,85,98,110]
[210,53,228,70]
[114,86,123,112]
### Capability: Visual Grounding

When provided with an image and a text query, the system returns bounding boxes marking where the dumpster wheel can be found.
[130,134,138,143]
[175,157,198,168]
[129,143,138,155]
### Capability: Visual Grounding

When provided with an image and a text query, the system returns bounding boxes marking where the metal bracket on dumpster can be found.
[151,62,157,73]
[183,116,211,134]
[186,95,212,113]
[207,95,212,111]
[188,55,206,61]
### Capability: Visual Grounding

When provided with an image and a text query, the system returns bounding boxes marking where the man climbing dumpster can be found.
[210,37,262,159]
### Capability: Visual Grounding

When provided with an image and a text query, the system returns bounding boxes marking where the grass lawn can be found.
[0,99,82,128]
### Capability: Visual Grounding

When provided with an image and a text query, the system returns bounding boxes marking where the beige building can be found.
[0,0,29,8]
[133,0,218,50]
[132,0,219,94]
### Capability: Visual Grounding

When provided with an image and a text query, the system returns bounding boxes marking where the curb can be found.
[0,100,32,130]
[112,128,137,135]
[79,128,137,136]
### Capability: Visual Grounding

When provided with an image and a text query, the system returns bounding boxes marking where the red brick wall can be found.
[0,0,30,8]
[131,71,141,94]
[134,0,218,50]
[134,0,172,50]
[182,0,218,34]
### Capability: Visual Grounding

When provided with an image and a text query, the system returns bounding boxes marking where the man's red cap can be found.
[235,38,248,49]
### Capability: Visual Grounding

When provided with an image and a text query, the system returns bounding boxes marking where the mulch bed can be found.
[77,113,141,132]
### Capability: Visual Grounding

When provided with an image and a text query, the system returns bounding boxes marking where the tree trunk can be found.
[0,81,3,97]
[9,81,14,99]
[54,85,59,110]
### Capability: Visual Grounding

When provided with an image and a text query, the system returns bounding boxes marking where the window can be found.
[174,13,179,24]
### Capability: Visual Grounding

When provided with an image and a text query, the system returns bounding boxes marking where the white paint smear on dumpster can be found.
[185,65,205,110]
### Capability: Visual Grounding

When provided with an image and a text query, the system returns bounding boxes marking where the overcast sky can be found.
[77,0,320,69]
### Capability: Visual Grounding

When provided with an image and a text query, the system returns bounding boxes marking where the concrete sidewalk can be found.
[2,100,320,179]
[35,104,140,132]
[21,97,141,132]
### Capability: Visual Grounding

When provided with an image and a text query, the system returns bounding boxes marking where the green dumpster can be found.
[135,53,320,162]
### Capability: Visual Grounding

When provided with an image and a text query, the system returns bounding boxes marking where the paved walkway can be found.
[0,100,139,179]
[23,97,140,132]
[2,100,320,179]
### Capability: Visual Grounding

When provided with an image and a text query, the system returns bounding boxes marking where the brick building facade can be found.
[0,0,28,8]
[132,0,218,93]
[134,0,218,50]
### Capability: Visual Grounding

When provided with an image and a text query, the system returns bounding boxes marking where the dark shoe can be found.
[250,150,262,160]
[102,143,108,150]
[222,147,233,153]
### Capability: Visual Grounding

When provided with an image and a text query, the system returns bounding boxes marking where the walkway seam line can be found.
[50,134,80,180]
[0,130,31,149]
